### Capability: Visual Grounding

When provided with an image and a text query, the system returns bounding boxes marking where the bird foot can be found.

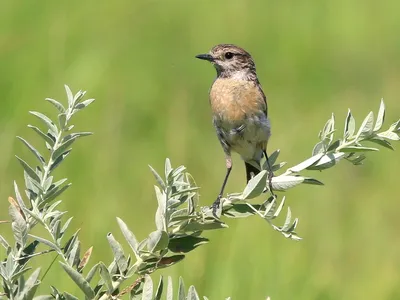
[211,196,222,218]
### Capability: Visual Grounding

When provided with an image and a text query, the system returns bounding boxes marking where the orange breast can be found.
[210,78,266,122]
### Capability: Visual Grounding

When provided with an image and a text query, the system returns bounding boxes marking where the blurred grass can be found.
[1,0,400,299]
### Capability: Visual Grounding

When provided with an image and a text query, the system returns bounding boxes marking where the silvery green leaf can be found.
[28,125,55,146]
[14,181,26,210]
[223,204,261,218]
[65,85,74,107]
[9,204,28,247]
[312,141,325,156]
[33,296,54,300]
[377,131,400,141]
[327,139,341,151]
[303,178,324,185]
[29,235,60,254]
[154,276,163,300]
[271,175,304,191]
[183,221,228,232]
[63,229,80,255]
[67,240,80,267]
[281,207,292,231]
[187,286,200,300]
[241,170,267,199]
[149,165,166,190]
[168,235,208,253]
[154,186,166,214]
[171,187,200,197]
[15,156,41,184]
[320,114,335,142]
[17,137,45,164]
[344,109,356,139]
[49,150,71,172]
[167,276,173,300]
[186,173,199,207]
[60,262,95,299]
[155,207,166,231]
[16,268,41,300]
[0,235,11,250]
[141,274,153,300]
[51,139,75,162]
[60,217,73,236]
[288,153,324,173]
[283,216,299,233]
[165,158,172,179]
[74,98,95,111]
[171,165,186,178]
[106,233,128,273]
[99,262,114,295]
[45,97,66,113]
[265,149,280,167]
[11,266,32,282]
[73,90,86,103]
[62,132,92,143]
[307,152,345,170]
[29,111,58,136]
[51,220,61,244]
[147,230,169,253]
[117,217,139,258]
[40,183,71,208]
[63,292,79,300]
[85,263,99,283]
[368,137,394,150]
[178,277,186,300]
[272,196,286,218]
[340,146,378,152]
[355,111,374,139]
[348,154,366,165]
[42,176,53,192]
[58,113,67,130]
[374,99,385,132]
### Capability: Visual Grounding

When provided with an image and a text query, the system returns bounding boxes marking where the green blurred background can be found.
[1,1,400,299]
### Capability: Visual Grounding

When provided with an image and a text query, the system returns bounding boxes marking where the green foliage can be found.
[0,87,399,299]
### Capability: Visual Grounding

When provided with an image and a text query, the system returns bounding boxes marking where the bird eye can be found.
[224,52,234,59]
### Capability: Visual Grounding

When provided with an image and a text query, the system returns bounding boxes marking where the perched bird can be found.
[196,44,273,212]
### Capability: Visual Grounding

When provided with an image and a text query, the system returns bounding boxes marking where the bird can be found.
[195,44,274,214]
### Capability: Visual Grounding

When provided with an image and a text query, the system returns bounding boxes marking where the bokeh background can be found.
[1,1,400,299]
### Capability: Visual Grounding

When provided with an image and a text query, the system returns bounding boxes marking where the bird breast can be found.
[210,78,266,123]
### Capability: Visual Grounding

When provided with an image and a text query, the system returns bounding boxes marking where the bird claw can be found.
[211,196,222,218]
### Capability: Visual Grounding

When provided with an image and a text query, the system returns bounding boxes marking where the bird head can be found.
[196,44,256,78]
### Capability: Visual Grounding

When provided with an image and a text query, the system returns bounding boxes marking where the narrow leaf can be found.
[29,111,58,135]
[15,156,41,184]
[99,262,114,295]
[28,125,55,146]
[187,286,200,300]
[141,274,153,300]
[154,276,163,300]
[374,99,385,132]
[106,233,128,273]
[340,146,379,152]
[60,262,95,299]
[46,98,66,113]
[241,170,267,199]
[17,137,45,164]
[116,217,139,258]
[355,111,374,139]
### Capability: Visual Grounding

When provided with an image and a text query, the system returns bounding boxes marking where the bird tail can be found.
[245,162,260,183]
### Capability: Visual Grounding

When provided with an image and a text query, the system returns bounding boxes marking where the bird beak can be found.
[195,53,214,62]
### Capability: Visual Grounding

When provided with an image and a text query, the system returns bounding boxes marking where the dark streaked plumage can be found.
[196,44,274,214]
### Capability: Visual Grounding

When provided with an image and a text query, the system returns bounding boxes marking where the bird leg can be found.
[263,150,275,196]
[212,156,232,216]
